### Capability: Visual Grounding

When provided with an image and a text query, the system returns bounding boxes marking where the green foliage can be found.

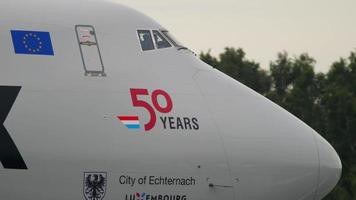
[200,49,356,199]
[200,49,219,68]
[200,47,271,94]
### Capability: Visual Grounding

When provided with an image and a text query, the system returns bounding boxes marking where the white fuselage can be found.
[0,0,341,199]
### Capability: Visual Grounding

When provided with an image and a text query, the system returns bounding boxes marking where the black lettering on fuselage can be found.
[192,118,199,130]
[183,117,192,130]
[159,116,199,131]
[176,117,183,129]
[160,117,168,129]
[168,117,175,129]
[0,86,27,169]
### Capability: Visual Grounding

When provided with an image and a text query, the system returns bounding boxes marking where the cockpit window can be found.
[137,30,154,51]
[161,30,182,47]
[152,30,172,49]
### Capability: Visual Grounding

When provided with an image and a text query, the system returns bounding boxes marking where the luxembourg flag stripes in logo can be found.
[117,116,141,129]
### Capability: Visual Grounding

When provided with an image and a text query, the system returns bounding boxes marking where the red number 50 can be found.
[130,88,173,131]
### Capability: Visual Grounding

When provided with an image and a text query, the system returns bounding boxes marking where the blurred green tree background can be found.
[200,48,356,200]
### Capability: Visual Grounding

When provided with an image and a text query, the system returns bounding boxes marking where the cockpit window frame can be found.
[136,29,184,52]
[152,30,172,49]
[160,29,182,47]
[137,30,155,51]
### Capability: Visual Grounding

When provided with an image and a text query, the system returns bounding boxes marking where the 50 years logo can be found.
[118,88,199,132]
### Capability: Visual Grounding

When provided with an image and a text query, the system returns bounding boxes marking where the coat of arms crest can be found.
[83,172,107,200]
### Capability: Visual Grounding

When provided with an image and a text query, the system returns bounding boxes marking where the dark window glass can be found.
[137,30,154,51]
[153,30,172,49]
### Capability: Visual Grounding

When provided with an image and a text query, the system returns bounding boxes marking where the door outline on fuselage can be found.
[75,25,106,77]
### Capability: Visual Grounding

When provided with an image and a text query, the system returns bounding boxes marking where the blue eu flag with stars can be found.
[11,30,54,55]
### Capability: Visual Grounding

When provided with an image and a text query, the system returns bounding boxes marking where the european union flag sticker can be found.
[11,30,54,56]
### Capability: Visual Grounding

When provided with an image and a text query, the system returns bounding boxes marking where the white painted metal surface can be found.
[0,0,341,199]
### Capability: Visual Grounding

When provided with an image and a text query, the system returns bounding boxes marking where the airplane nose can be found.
[314,132,342,199]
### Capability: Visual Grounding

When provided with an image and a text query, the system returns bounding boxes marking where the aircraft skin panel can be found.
[194,69,319,199]
[1,91,233,199]
[0,0,341,199]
